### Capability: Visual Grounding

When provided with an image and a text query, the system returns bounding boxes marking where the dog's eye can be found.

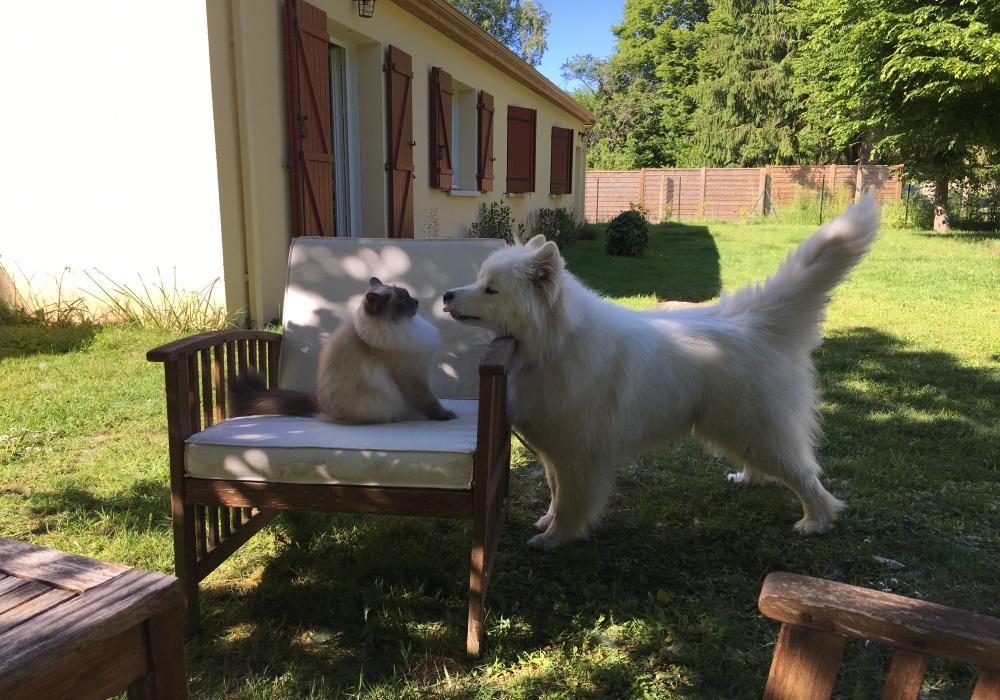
[484,286,499,295]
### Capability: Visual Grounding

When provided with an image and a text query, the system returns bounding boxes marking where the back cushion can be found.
[278,238,503,400]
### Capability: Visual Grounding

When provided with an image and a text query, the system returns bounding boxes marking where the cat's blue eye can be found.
[484,286,498,295]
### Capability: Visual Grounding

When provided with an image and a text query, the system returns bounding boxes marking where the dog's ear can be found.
[524,234,547,250]
[528,240,563,288]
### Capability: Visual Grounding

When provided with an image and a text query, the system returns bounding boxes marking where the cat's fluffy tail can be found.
[230,368,318,418]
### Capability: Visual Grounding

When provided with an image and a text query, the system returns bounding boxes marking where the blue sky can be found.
[534,0,625,89]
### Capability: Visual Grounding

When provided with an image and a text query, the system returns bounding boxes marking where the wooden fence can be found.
[585,165,903,223]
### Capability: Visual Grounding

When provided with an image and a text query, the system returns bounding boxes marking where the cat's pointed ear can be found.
[524,235,547,250]
[369,276,383,287]
[365,290,386,311]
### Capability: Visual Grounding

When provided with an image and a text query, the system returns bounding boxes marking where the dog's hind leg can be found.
[741,451,844,535]
[708,425,844,534]
[781,465,845,534]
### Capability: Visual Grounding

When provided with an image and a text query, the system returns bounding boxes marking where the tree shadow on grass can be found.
[0,322,99,361]
[561,222,722,302]
[916,229,1000,242]
[20,478,172,537]
[181,327,999,698]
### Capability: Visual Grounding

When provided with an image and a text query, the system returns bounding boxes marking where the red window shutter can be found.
[506,106,536,194]
[430,67,454,189]
[386,45,414,238]
[477,91,494,192]
[284,0,334,237]
[549,127,574,195]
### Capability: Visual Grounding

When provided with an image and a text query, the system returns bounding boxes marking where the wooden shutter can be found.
[477,91,494,192]
[549,127,574,195]
[284,0,334,237]
[506,105,536,194]
[386,45,414,238]
[430,67,454,189]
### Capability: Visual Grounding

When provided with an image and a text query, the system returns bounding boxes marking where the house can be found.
[0,0,594,327]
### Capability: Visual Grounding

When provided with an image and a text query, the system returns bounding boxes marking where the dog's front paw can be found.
[527,532,564,551]
[429,409,458,421]
[794,516,835,535]
[534,512,554,531]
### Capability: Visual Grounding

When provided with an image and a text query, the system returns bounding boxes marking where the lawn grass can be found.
[2,220,998,698]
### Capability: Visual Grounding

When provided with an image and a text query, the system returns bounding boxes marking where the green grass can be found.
[2,222,999,698]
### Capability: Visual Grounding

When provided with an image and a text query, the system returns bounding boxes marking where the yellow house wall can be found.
[210,0,592,325]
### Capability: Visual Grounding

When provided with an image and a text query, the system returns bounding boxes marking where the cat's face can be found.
[363,277,419,319]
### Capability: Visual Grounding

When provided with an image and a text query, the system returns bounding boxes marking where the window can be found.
[430,69,478,192]
[506,105,536,194]
[549,126,574,195]
[451,82,477,191]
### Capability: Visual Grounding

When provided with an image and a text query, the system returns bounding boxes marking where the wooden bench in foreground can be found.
[759,571,1000,699]
[0,537,188,699]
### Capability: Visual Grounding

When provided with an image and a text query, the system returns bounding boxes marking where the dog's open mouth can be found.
[443,306,480,321]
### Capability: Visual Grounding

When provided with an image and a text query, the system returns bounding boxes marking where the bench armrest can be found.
[479,336,516,376]
[147,329,282,364]
[759,571,1000,671]
[148,330,283,494]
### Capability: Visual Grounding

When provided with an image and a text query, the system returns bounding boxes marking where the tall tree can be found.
[563,0,710,168]
[792,0,1000,230]
[448,0,551,66]
[684,0,819,167]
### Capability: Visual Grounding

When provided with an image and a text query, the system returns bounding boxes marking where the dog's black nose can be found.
[443,290,454,302]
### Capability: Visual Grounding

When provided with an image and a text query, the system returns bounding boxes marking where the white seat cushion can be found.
[185,399,478,490]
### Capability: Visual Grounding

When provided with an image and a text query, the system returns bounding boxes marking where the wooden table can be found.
[0,538,188,699]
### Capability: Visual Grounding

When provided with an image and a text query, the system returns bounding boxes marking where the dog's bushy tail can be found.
[230,368,318,417]
[718,195,880,349]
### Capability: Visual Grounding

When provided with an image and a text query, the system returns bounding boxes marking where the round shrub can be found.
[881,191,934,230]
[605,209,649,257]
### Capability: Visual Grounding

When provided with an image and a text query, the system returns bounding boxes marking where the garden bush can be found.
[467,199,525,245]
[882,190,934,230]
[604,206,649,257]
[531,207,581,247]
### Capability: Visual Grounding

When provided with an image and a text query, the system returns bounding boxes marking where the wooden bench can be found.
[147,237,513,657]
[0,537,188,699]
[759,571,1000,698]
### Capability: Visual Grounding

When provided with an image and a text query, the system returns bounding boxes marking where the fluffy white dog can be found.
[443,198,880,550]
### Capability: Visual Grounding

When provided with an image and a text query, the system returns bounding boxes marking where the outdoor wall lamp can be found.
[358,0,375,18]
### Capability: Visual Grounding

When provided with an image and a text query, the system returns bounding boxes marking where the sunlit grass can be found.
[2,219,998,698]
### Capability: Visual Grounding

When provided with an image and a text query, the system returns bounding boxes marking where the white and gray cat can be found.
[231,277,456,424]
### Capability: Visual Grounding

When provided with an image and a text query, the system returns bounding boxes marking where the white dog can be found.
[443,198,880,550]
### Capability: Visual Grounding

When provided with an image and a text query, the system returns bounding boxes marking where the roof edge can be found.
[391,0,596,125]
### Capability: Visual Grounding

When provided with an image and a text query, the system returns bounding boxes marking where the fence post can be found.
[639,168,647,215]
[699,167,707,220]
[757,167,768,218]
[677,177,682,221]
[658,173,665,223]
[819,173,826,225]
[595,178,600,223]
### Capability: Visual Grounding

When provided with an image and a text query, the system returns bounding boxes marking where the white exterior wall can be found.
[0,0,592,326]
[0,1,226,318]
